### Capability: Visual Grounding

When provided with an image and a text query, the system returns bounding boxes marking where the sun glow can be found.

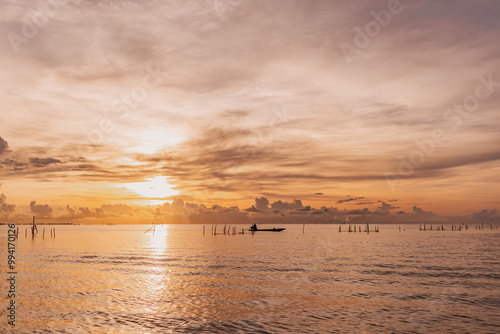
[126,128,185,155]
[120,176,179,202]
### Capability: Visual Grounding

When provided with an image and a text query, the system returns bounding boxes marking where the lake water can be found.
[1,224,499,333]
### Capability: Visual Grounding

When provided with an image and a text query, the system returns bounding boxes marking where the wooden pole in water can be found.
[339,225,341,233]
[53,228,56,238]
[43,228,45,239]
[25,228,27,238]
[16,227,19,238]
[32,216,36,237]
[302,224,305,234]
[203,225,205,235]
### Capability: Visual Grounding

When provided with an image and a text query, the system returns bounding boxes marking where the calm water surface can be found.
[1,224,499,333]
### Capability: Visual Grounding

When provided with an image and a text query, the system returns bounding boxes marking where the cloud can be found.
[59,205,107,220]
[184,202,200,212]
[376,201,400,214]
[337,196,365,204]
[411,206,437,220]
[30,200,53,218]
[171,198,185,213]
[270,199,303,211]
[29,157,62,167]
[1,159,28,171]
[0,192,16,217]
[0,137,9,156]
[244,205,261,213]
[101,204,133,214]
[154,202,171,215]
[471,209,499,224]
[255,197,269,211]
[208,205,240,214]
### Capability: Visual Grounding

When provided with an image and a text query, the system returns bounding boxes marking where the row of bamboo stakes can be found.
[13,216,56,239]
[203,223,497,235]
[205,224,245,236]
[419,222,497,231]
[202,223,382,235]
[338,223,380,233]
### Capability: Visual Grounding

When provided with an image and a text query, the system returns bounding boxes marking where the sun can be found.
[120,176,179,202]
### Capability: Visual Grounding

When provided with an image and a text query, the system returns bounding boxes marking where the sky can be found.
[0,0,499,224]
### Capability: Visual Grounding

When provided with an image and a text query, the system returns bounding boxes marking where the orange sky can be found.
[0,0,499,224]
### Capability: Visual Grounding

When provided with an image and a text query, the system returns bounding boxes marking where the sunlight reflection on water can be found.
[1,224,499,333]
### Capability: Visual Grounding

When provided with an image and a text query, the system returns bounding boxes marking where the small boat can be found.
[249,223,286,232]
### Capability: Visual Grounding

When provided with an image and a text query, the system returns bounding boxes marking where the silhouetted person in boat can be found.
[250,223,257,231]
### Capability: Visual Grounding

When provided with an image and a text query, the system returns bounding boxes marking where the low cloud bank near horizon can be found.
[1,194,498,226]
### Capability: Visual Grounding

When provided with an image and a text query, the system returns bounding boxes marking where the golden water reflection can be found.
[142,225,171,315]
